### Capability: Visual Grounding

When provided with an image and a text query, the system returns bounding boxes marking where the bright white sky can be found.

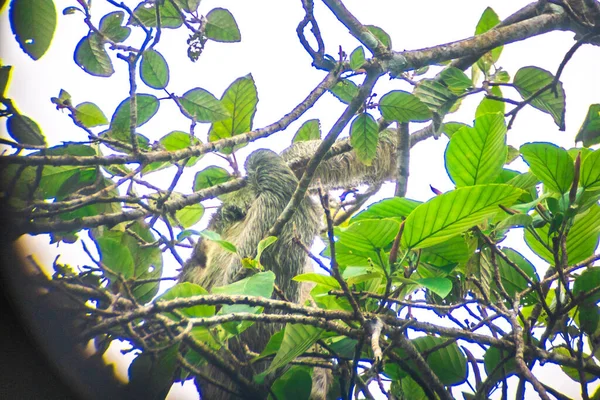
[1,0,599,399]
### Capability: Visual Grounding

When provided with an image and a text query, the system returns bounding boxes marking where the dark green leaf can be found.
[445,113,507,186]
[6,114,46,145]
[293,119,321,142]
[131,1,182,28]
[514,66,566,130]
[329,79,359,104]
[413,79,457,116]
[402,184,524,249]
[263,323,323,376]
[179,88,230,122]
[74,33,114,77]
[9,0,56,60]
[140,50,169,89]
[574,267,600,306]
[350,113,378,166]
[576,104,600,147]
[0,65,12,98]
[110,94,159,134]
[128,346,179,400]
[193,166,231,191]
[270,366,312,400]
[520,142,574,194]
[379,90,432,123]
[349,46,366,71]
[75,102,108,128]
[205,8,241,42]
[99,11,130,42]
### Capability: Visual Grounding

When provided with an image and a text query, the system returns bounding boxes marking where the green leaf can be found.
[497,248,539,302]
[440,67,472,94]
[379,90,432,122]
[484,345,517,382]
[158,282,214,318]
[99,11,130,42]
[475,7,502,73]
[193,166,231,191]
[75,102,108,128]
[420,235,474,268]
[397,336,467,386]
[514,66,566,130]
[402,184,524,249]
[208,74,258,153]
[140,50,169,89]
[574,268,600,306]
[365,25,391,49]
[293,119,321,142]
[337,219,400,252]
[179,88,230,122]
[329,79,359,104]
[173,0,201,13]
[131,1,182,28]
[293,273,341,290]
[442,122,469,139]
[575,104,600,147]
[199,230,237,253]
[350,113,378,166]
[74,33,114,77]
[520,142,574,194]
[212,272,275,334]
[553,347,599,383]
[110,94,159,133]
[264,323,323,375]
[415,277,452,298]
[270,366,312,400]
[412,79,457,116]
[525,203,600,264]
[445,113,507,186]
[581,148,600,190]
[352,197,421,222]
[128,346,179,400]
[349,46,365,71]
[256,236,277,264]
[578,305,599,336]
[143,131,202,174]
[175,203,204,228]
[96,237,135,279]
[205,8,241,42]
[476,86,505,118]
[9,0,56,60]
[6,114,46,145]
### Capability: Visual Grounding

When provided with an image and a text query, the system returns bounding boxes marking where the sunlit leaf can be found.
[520,142,573,194]
[293,119,321,142]
[140,49,169,89]
[379,90,432,123]
[350,113,378,166]
[205,8,241,42]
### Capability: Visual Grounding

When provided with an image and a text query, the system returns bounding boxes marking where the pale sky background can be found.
[1,0,599,399]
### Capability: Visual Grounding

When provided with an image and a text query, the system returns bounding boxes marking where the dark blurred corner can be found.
[0,210,127,400]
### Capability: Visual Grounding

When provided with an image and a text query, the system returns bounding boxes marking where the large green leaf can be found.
[143,131,202,174]
[193,166,231,191]
[6,114,46,146]
[351,197,421,222]
[476,86,505,118]
[350,113,378,166]
[179,88,230,123]
[440,67,472,94]
[575,104,600,147]
[445,113,507,186]
[336,219,400,252]
[581,149,600,190]
[96,237,135,279]
[365,25,391,49]
[475,7,502,74]
[396,336,467,386]
[205,8,241,42]
[9,0,56,60]
[525,203,600,264]
[140,50,169,89]
[158,282,215,318]
[349,46,366,71]
[379,90,432,123]
[329,79,359,104]
[573,268,600,306]
[497,248,539,303]
[263,324,323,376]
[99,11,130,43]
[208,74,258,153]
[521,142,574,194]
[514,66,566,130]
[420,235,474,268]
[412,80,457,116]
[402,184,524,249]
[74,33,114,77]
[270,366,312,400]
